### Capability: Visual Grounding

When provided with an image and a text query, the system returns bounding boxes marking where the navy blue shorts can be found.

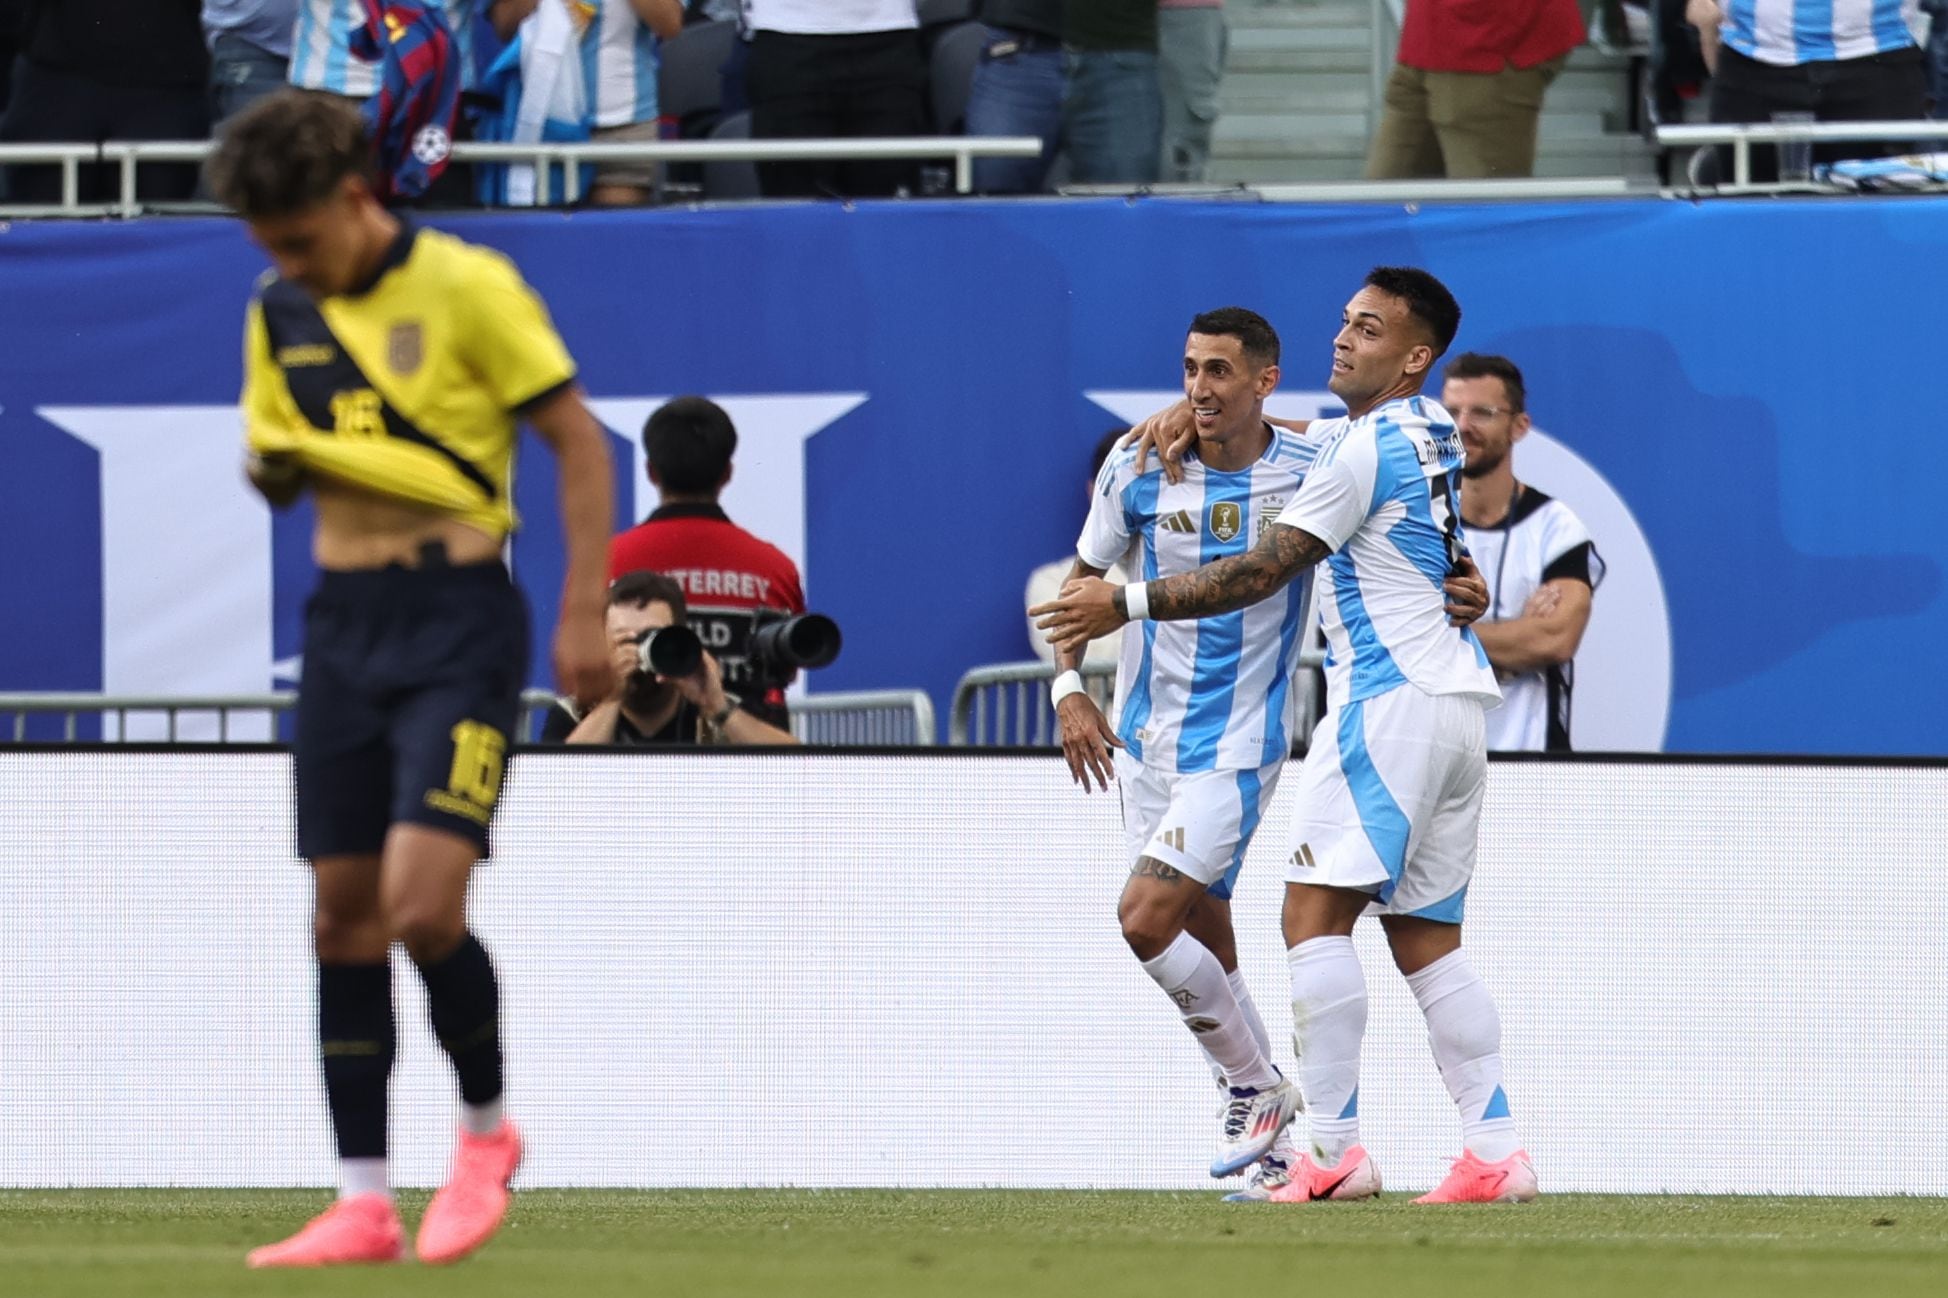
[293,559,529,860]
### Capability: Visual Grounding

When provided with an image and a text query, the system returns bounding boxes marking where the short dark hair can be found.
[1090,427,1126,481]
[643,396,737,496]
[609,569,688,623]
[205,90,372,218]
[1363,267,1461,358]
[1443,352,1527,414]
[1188,306,1280,367]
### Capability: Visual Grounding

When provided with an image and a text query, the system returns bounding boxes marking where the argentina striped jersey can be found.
[293,1,479,98]
[1277,398,1500,712]
[1077,425,1319,775]
[582,0,662,129]
[1720,0,1919,65]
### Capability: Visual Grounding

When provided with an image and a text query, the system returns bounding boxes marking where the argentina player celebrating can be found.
[1038,269,1533,1205]
[1048,309,1319,1197]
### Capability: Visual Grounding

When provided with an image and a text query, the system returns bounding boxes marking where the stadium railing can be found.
[0,136,1045,216]
[0,688,936,746]
[1656,120,1948,190]
[948,650,1326,748]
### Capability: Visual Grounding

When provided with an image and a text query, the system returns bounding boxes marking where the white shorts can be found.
[1284,685,1486,923]
[1115,751,1284,901]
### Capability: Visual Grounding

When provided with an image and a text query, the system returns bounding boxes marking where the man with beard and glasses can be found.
[1445,353,1603,753]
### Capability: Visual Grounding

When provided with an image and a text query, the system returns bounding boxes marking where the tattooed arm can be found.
[1033,523,1328,656]
[1127,522,1328,621]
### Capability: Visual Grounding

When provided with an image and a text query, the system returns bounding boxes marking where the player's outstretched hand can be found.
[556,608,616,706]
[1444,555,1489,627]
[1031,576,1129,657]
[1056,693,1123,792]
[1123,401,1195,485]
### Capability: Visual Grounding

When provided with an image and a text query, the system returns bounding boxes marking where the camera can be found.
[748,610,843,672]
[636,624,703,678]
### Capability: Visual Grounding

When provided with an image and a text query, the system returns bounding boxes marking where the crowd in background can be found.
[0,1,1943,205]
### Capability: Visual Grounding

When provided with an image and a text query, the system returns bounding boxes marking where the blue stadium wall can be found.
[0,198,1939,753]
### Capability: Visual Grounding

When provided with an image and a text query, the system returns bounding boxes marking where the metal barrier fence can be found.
[787,689,935,746]
[11,120,1947,220]
[0,689,934,746]
[949,650,1326,748]
[948,663,1118,748]
[0,136,1044,217]
[1656,120,1948,190]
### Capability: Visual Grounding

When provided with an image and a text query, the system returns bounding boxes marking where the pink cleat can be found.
[1413,1149,1538,1204]
[1267,1144,1382,1202]
[245,1193,404,1268]
[416,1122,524,1265]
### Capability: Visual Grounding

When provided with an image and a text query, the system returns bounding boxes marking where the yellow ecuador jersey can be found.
[241,221,577,540]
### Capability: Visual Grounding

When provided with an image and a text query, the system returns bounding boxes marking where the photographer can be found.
[610,396,806,730]
[540,571,798,746]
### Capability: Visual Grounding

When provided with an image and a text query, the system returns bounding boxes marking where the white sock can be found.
[339,1158,390,1200]
[1140,932,1282,1091]
[1228,968,1274,1061]
[462,1099,505,1137]
[1406,948,1520,1162]
[1288,935,1367,1165]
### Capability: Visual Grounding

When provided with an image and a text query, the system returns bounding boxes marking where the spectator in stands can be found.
[0,1,210,204]
[1364,0,1585,180]
[965,0,1065,193]
[609,397,807,730]
[1157,0,1225,183]
[1026,428,1129,668]
[1446,353,1604,753]
[1686,0,1927,178]
[206,2,298,129]
[1064,0,1162,184]
[1927,0,1948,116]
[0,1,25,117]
[294,1,479,102]
[744,0,927,197]
[491,0,684,206]
[541,570,800,744]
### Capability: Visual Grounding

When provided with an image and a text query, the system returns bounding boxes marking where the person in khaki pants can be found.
[1366,0,1586,179]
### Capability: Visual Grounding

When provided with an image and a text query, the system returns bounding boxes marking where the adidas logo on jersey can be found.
[1291,844,1319,870]
[1159,509,1197,533]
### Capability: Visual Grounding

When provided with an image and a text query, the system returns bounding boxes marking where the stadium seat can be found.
[660,19,740,140]
[704,111,761,200]
[929,21,987,136]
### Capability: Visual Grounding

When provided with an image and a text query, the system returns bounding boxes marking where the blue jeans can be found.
[1926,0,1948,117]
[1157,8,1227,182]
[1063,48,1161,185]
[209,33,290,130]
[964,28,1065,194]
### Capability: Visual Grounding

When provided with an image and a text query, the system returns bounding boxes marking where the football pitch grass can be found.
[4,1189,1945,1298]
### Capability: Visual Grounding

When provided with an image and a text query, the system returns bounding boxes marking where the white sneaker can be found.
[1222,1134,1298,1202]
[1210,1075,1296,1178]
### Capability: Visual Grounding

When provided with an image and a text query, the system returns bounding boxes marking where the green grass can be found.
[3,1189,1945,1298]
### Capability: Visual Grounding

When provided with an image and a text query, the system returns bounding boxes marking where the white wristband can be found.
[1122,581,1151,622]
[1050,670,1086,707]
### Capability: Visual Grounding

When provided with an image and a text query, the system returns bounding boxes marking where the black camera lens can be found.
[637,625,703,678]
[748,612,842,671]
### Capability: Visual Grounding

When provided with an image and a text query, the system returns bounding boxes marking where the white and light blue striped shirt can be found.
[1277,399,1500,712]
[291,0,479,98]
[580,0,661,129]
[1078,426,1319,775]
[1720,0,1920,66]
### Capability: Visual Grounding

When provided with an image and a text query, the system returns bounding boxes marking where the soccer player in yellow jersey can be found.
[207,91,616,1269]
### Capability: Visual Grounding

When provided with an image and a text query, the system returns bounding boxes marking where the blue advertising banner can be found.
[0,198,1938,752]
